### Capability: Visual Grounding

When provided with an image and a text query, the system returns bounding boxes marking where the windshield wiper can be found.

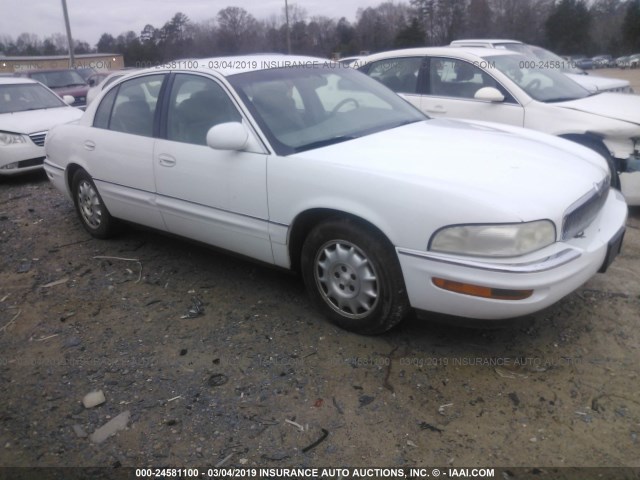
[544,97,580,103]
[294,135,357,153]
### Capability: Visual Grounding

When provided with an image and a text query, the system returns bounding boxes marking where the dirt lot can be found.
[1,165,639,476]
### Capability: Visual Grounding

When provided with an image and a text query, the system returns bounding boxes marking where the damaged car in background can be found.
[44,56,627,334]
[359,47,640,205]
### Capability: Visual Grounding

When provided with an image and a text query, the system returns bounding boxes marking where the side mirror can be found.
[474,87,504,103]
[62,95,75,105]
[206,122,249,151]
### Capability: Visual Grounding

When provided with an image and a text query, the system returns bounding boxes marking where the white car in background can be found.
[0,77,83,175]
[359,47,640,205]
[44,56,627,334]
[337,56,368,68]
[450,39,632,94]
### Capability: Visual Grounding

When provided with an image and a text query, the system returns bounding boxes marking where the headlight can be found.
[0,132,26,146]
[430,220,556,257]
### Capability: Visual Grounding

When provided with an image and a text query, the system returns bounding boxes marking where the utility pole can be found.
[285,0,291,54]
[61,0,75,68]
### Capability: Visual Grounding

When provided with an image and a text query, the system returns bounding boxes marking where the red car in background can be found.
[14,69,89,108]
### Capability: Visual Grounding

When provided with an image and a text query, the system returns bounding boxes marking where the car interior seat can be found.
[251,83,305,137]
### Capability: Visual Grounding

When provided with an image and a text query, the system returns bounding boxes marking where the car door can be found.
[84,73,167,230]
[422,57,525,126]
[363,57,426,110]
[153,73,272,263]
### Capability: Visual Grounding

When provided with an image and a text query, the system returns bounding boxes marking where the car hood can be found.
[293,119,608,222]
[0,107,83,134]
[565,73,629,92]
[555,92,640,125]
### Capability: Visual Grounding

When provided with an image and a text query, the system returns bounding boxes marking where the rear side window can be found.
[107,75,165,137]
[93,87,117,129]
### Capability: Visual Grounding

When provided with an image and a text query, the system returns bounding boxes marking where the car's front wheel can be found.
[71,169,117,238]
[301,218,410,334]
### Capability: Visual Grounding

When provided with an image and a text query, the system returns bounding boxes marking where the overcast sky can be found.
[0,0,384,47]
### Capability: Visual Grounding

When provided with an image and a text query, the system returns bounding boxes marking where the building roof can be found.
[1,53,121,61]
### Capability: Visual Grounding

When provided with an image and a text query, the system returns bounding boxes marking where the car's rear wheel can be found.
[301,218,410,334]
[72,169,117,238]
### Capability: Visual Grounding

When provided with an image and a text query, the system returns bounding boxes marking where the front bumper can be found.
[397,189,628,320]
[0,142,45,175]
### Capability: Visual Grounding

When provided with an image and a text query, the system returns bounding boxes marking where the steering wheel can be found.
[330,98,359,116]
[525,79,541,90]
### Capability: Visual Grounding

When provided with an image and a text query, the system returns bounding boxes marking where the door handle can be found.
[83,140,95,151]
[158,154,176,167]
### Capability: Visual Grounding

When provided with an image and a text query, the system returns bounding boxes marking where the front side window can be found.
[427,57,517,103]
[108,74,165,137]
[365,57,424,94]
[166,74,241,146]
[429,58,492,98]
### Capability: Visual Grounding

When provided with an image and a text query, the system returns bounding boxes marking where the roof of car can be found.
[450,39,523,45]
[141,54,336,77]
[363,46,519,62]
[0,77,40,85]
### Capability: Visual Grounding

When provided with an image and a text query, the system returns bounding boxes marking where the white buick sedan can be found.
[358,47,640,205]
[44,56,627,334]
[1,77,83,175]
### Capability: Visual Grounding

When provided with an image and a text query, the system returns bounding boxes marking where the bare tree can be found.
[356,2,412,52]
[307,16,338,56]
[465,0,493,38]
[589,0,623,54]
[217,6,261,54]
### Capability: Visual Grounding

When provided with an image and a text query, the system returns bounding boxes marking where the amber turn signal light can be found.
[432,278,533,301]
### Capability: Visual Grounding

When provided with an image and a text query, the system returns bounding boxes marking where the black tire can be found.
[71,169,117,238]
[568,136,621,190]
[300,217,410,334]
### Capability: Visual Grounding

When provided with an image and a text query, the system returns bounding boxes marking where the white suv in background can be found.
[450,39,633,94]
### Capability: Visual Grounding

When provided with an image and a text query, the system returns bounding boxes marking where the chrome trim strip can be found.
[43,159,64,171]
[397,247,582,274]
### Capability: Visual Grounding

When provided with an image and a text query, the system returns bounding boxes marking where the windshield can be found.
[498,43,585,74]
[228,64,426,155]
[486,54,591,103]
[0,83,66,114]
[30,70,87,89]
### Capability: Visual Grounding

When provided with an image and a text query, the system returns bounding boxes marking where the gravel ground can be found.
[1,163,639,476]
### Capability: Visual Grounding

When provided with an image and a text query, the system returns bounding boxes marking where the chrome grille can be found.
[29,131,47,147]
[562,178,609,240]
